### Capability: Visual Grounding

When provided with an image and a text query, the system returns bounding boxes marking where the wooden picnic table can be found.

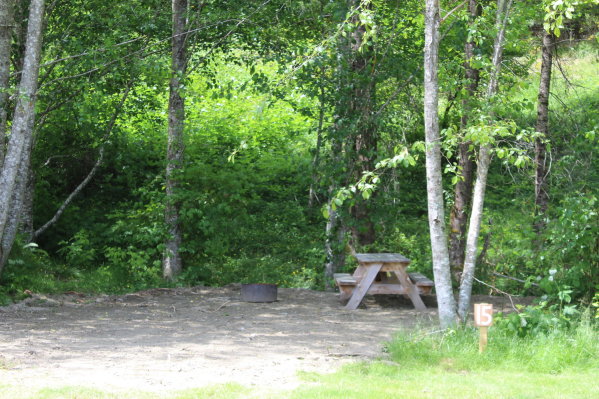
[334,253,433,311]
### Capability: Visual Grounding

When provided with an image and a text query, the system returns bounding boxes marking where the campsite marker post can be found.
[473,303,493,353]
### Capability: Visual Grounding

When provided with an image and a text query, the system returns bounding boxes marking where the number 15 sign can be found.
[474,303,493,353]
[474,303,493,327]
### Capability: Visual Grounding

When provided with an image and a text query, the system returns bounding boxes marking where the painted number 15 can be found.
[474,303,493,327]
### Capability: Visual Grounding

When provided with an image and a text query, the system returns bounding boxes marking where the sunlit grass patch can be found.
[274,321,599,399]
[0,386,153,399]
[173,383,250,399]
[0,383,250,399]
[285,367,598,399]
[386,322,598,373]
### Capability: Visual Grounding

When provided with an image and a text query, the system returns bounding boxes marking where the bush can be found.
[540,194,598,304]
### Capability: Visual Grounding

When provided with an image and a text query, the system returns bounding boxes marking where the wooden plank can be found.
[366,284,407,295]
[408,272,434,286]
[345,263,382,310]
[393,268,427,311]
[352,265,367,279]
[366,283,431,296]
[338,286,355,301]
[333,273,351,278]
[354,253,410,264]
[334,273,357,286]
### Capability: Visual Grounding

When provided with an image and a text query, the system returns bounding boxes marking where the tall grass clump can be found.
[386,316,598,374]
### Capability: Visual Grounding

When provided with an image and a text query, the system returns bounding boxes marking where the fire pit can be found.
[240,283,278,303]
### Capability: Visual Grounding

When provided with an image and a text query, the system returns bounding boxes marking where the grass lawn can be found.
[283,365,598,399]
[1,368,596,399]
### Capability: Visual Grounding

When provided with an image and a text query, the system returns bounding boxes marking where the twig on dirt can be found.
[473,277,519,313]
[326,353,362,358]
[215,301,231,311]
[198,301,232,313]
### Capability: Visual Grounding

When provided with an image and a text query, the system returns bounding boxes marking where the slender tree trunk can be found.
[324,202,347,291]
[351,125,377,245]
[0,116,33,268]
[534,30,554,234]
[457,145,491,321]
[308,82,326,208]
[20,165,35,238]
[449,0,479,277]
[457,0,512,322]
[348,0,376,246]
[0,0,44,277]
[163,0,188,281]
[424,0,458,328]
[323,133,347,289]
[0,0,15,167]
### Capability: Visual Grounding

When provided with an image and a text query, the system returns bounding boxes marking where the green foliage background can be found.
[0,0,597,313]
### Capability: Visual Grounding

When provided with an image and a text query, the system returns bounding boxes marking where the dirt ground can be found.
[0,286,526,394]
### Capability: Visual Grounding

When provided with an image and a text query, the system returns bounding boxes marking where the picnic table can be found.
[334,253,433,311]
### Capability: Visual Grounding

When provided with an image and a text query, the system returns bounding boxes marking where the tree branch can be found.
[441,0,467,23]
[32,81,133,239]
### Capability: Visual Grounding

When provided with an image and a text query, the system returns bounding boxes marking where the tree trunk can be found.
[457,0,513,322]
[323,133,347,289]
[457,145,491,321]
[0,0,15,167]
[347,0,376,246]
[0,117,33,268]
[424,0,458,328]
[534,30,554,234]
[324,202,347,291]
[308,82,326,208]
[20,165,35,239]
[0,0,45,277]
[448,0,479,277]
[163,0,188,281]
[351,126,377,246]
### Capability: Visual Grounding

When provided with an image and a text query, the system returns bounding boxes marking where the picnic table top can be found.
[354,253,411,264]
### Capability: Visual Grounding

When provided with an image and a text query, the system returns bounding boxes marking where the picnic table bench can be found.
[334,253,433,311]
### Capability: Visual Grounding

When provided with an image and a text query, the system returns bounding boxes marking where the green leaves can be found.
[543,0,598,36]
[326,146,416,217]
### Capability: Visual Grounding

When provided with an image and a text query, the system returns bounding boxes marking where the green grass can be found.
[0,383,249,399]
[286,367,598,399]
[386,322,598,373]
[280,322,599,399]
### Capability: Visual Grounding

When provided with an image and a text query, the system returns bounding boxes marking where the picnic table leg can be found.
[393,268,427,311]
[345,263,382,310]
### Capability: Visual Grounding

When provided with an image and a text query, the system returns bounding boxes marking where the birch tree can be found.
[457,0,513,321]
[424,0,514,326]
[0,0,15,167]
[448,0,480,277]
[0,0,45,276]
[424,0,458,328]
[163,0,189,281]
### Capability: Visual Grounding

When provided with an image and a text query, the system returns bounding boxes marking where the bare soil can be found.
[0,286,527,394]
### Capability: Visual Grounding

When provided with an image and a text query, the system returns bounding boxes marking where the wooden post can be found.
[479,326,488,353]
[474,303,493,353]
